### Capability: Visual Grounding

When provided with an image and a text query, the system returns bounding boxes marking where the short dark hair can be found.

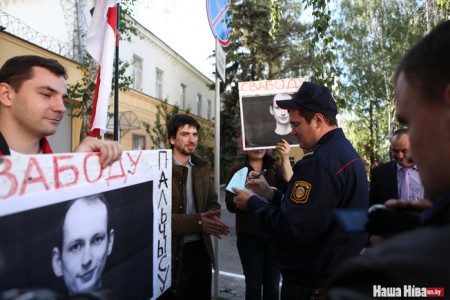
[391,128,408,141]
[0,55,68,92]
[56,194,111,251]
[395,20,450,102]
[167,114,200,149]
[296,108,338,127]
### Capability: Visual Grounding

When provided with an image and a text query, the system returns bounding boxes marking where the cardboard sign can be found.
[0,150,172,299]
[238,78,307,150]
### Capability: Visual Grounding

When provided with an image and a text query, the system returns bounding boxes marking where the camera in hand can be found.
[365,204,421,238]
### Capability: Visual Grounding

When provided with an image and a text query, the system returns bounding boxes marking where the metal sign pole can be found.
[213,39,221,300]
[207,1,230,297]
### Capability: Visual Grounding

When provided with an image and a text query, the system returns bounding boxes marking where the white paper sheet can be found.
[225,167,249,194]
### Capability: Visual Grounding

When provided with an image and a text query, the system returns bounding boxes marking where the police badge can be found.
[290,180,312,204]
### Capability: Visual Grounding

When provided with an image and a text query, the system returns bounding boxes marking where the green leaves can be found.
[331,0,436,164]
[269,0,282,37]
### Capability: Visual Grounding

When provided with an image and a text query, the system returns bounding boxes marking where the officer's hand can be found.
[74,137,122,169]
[200,210,229,238]
[231,188,253,211]
[245,171,274,199]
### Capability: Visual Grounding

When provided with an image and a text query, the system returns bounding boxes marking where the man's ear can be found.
[0,83,14,107]
[107,229,115,256]
[51,247,63,277]
[169,137,175,147]
[269,106,274,115]
[314,113,325,128]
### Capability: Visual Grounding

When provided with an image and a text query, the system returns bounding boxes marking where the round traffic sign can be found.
[207,0,232,47]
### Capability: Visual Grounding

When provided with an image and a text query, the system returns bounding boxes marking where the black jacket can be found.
[328,191,450,299]
[369,161,398,206]
[224,154,288,235]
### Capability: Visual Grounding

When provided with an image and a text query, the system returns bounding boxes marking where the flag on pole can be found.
[85,0,119,137]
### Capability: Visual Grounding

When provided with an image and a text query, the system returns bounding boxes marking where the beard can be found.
[175,144,196,156]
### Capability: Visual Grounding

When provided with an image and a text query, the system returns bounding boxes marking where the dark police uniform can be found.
[247,128,369,298]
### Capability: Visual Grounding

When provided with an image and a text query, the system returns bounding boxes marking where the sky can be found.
[134,0,217,80]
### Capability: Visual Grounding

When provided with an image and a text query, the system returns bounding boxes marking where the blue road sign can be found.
[207,0,232,47]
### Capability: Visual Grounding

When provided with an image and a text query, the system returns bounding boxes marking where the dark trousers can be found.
[280,283,314,300]
[237,235,280,300]
[159,240,212,300]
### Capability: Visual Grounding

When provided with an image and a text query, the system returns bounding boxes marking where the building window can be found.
[132,134,146,150]
[180,84,186,108]
[207,99,212,120]
[156,68,164,99]
[196,94,202,116]
[133,55,143,91]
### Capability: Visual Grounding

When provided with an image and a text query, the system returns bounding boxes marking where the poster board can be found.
[0,150,171,299]
[238,78,307,150]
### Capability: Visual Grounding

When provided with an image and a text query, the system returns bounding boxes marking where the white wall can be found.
[121,20,215,119]
[2,0,68,41]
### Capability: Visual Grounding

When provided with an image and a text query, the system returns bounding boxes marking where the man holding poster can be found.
[0,55,121,167]
[239,78,302,150]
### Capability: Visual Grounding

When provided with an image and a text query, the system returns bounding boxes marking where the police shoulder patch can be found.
[290,180,312,204]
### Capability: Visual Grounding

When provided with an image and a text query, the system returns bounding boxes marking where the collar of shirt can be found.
[395,163,417,171]
[173,155,194,167]
[396,163,418,171]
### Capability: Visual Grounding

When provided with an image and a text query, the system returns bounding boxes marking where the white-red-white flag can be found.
[85,0,119,137]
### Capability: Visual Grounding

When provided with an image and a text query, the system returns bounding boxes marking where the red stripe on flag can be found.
[107,6,119,47]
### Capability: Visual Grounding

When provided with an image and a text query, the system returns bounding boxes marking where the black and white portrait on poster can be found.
[239,78,307,150]
[0,150,172,299]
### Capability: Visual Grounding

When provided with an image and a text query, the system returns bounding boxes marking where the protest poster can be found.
[0,150,171,299]
[238,78,306,150]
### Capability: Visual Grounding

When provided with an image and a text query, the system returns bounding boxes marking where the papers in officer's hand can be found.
[226,167,250,195]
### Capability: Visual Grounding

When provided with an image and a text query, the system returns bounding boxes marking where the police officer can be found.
[233,82,369,299]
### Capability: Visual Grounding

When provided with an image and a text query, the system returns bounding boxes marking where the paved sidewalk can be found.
[213,270,245,299]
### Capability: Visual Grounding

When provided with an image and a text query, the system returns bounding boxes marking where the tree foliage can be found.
[220,0,313,181]
[332,0,430,164]
[141,100,181,150]
[303,0,340,89]
[220,0,346,182]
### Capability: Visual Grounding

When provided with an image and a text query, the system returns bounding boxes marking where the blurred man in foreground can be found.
[328,20,450,299]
